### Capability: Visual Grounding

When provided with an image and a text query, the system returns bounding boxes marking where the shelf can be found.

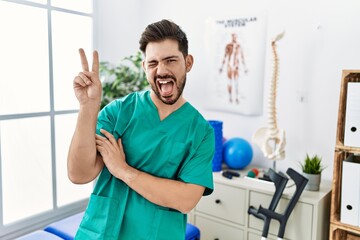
[330,70,360,240]
[335,145,360,154]
[332,220,360,234]
[335,71,360,147]
[330,221,360,240]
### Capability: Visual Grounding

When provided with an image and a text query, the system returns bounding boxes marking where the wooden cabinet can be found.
[190,170,331,240]
[330,70,360,239]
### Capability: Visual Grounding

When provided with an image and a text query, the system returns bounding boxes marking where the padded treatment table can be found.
[17,230,63,240]
[44,212,84,240]
[44,211,200,240]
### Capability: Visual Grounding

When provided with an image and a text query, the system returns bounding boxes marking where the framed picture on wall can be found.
[204,15,267,115]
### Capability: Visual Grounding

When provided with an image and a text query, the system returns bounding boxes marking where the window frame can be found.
[0,0,95,239]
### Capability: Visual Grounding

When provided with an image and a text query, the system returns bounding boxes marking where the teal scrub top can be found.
[75,90,215,240]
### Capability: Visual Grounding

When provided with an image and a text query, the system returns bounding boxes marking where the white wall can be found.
[96,0,360,181]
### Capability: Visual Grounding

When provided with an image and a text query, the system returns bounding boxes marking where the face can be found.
[142,39,193,105]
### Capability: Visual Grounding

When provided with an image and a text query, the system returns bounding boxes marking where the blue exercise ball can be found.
[223,138,253,170]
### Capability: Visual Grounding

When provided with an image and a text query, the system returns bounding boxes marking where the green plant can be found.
[300,154,325,174]
[99,51,149,109]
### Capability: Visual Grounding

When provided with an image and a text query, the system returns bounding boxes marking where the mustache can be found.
[154,74,176,81]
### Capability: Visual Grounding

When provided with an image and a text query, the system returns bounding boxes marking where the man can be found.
[68,19,215,239]
[219,33,248,104]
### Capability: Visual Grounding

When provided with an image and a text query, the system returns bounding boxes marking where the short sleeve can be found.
[177,126,215,196]
[96,100,119,136]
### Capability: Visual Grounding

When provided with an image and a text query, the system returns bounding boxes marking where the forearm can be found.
[95,129,205,213]
[68,103,103,183]
[119,166,205,214]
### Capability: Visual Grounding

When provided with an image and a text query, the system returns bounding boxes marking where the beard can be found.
[151,74,186,105]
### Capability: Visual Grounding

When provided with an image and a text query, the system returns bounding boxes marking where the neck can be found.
[150,91,186,120]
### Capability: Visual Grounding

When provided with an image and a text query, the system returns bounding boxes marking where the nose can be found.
[156,61,170,76]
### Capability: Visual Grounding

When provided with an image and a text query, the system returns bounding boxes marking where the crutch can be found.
[248,168,289,240]
[250,168,308,240]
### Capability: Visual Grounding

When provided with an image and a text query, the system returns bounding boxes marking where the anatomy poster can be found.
[204,15,267,115]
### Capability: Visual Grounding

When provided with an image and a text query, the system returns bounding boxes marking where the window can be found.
[0,0,94,238]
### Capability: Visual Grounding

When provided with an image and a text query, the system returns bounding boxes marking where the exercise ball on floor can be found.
[223,137,253,170]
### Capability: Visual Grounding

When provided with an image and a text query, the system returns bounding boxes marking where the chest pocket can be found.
[164,142,188,179]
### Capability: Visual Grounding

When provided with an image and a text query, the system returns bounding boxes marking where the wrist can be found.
[120,165,139,185]
[79,100,101,112]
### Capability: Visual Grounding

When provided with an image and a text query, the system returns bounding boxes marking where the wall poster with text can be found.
[204,15,267,115]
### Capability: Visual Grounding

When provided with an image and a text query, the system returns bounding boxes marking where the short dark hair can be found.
[139,19,188,57]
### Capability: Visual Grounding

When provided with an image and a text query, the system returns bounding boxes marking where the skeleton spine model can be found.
[252,32,286,161]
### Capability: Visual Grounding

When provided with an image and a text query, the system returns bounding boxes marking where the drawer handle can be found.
[215,199,221,204]
[214,238,219,240]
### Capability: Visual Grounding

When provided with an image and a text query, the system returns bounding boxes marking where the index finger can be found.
[78,48,89,71]
[92,50,99,73]
[100,129,117,144]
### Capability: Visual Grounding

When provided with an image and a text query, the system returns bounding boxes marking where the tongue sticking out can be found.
[160,82,174,96]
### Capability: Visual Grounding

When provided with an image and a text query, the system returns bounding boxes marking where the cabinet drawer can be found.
[248,231,277,240]
[195,215,244,240]
[196,182,246,225]
[248,191,313,240]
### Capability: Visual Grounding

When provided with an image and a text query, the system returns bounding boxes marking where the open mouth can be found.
[156,79,175,97]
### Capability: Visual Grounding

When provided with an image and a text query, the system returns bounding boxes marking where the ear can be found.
[142,60,150,84]
[142,60,146,71]
[185,54,194,72]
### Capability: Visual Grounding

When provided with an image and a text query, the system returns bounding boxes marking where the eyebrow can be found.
[146,55,179,64]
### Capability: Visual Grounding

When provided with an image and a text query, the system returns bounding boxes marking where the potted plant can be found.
[99,51,149,109]
[300,154,325,191]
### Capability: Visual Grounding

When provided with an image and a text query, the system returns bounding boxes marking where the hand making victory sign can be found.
[73,49,129,181]
[73,48,102,106]
[67,48,105,183]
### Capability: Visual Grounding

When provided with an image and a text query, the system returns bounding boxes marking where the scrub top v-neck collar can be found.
[145,90,190,124]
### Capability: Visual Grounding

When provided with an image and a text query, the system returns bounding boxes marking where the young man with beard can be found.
[68,19,215,239]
